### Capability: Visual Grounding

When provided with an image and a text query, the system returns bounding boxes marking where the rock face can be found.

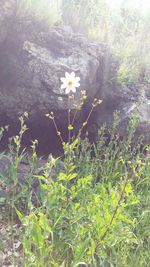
[0,0,149,153]
[92,84,150,144]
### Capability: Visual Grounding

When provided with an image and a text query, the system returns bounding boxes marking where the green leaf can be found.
[15,208,23,221]
[68,172,78,181]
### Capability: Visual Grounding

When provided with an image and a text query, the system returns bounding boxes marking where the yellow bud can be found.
[69,94,74,99]
[81,90,86,95]
[24,111,28,118]
[68,124,74,131]
[98,99,102,104]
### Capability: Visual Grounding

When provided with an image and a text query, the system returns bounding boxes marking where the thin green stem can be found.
[52,117,64,144]
[77,105,95,138]
[68,94,71,145]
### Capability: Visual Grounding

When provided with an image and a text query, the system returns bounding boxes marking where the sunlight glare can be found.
[106,0,150,14]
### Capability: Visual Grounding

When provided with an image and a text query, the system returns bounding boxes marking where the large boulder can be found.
[0,0,149,154]
[90,83,150,144]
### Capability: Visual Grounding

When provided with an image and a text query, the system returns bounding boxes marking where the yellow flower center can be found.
[68,81,73,87]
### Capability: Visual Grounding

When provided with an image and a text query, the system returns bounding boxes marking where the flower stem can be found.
[68,94,71,145]
[77,105,95,138]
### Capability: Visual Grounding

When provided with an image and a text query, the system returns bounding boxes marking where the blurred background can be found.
[16,0,150,85]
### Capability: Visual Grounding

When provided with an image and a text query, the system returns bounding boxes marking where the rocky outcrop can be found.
[0,0,149,154]
[91,84,150,144]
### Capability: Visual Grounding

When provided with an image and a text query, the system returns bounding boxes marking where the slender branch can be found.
[71,108,79,126]
[77,105,95,138]
[68,94,71,144]
[52,117,64,144]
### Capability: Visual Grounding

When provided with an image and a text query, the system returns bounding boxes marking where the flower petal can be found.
[74,82,80,87]
[65,72,70,79]
[65,87,70,94]
[60,77,66,83]
[61,83,66,89]
[70,72,75,78]
[75,77,80,82]
[71,87,76,93]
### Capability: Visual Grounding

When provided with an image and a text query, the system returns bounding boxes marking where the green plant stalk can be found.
[66,93,71,207]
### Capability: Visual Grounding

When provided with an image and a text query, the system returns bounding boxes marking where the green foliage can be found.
[0,114,40,217]
[0,112,149,266]
[74,113,141,181]
[19,168,139,266]
[16,0,62,28]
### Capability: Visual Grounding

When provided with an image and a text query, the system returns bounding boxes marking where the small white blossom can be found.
[60,72,80,94]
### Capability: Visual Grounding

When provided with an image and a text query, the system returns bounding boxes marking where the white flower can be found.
[60,72,80,94]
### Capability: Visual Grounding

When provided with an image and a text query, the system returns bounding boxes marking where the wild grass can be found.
[16,0,62,28]
[0,109,149,266]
